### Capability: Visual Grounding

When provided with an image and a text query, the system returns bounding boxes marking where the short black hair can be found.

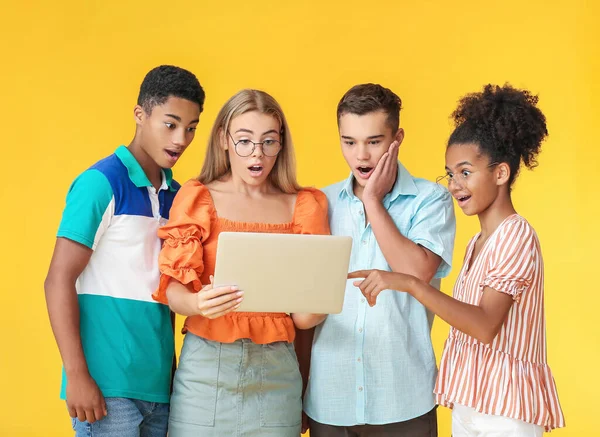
[337,84,402,133]
[448,83,548,187]
[137,65,205,114]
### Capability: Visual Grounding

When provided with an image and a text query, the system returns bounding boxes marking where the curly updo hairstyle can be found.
[448,84,548,187]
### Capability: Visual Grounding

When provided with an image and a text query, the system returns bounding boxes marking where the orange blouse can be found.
[153,180,330,344]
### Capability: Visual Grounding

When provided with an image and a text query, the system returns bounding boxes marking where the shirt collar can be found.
[115,145,176,192]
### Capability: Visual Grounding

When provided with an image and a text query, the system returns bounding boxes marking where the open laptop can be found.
[213,232,353,314]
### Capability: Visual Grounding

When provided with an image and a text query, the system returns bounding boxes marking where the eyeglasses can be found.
[227,131,282,157]
[436,162,499,188]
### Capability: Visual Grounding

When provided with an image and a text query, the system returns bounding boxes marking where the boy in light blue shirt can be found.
[302,84,456,436]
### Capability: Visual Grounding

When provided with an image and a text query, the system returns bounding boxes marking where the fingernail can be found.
[237,297,243,303]
[237,291,244,296]
[231,286,239,291]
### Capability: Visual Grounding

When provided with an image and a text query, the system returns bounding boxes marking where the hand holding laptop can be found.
[194,275,245,319]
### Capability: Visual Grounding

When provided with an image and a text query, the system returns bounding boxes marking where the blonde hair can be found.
[198,89,301,194]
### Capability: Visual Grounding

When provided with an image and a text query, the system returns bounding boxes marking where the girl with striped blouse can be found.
[349,84,564,436]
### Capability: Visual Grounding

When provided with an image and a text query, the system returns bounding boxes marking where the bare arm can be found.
[165,275,244,319]
[294,327,314,393]
[291,313,327,330]
[349,270,514,344]
[44,237,107,423]
[294,326,315,434]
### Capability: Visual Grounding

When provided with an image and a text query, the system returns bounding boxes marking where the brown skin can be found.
[349,143,517,345]
[130,96,201,190]
[294,327,314,434]
[44,239,104,423]
[44,97,201,423]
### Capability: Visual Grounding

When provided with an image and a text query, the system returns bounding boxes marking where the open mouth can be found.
[356,166,374,178]
[456,195,472,205]
[165,149,181,161]
[248,165,264,176]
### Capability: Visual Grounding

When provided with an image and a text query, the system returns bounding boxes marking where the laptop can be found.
[213,232,352,314]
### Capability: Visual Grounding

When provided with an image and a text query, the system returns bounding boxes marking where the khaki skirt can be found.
[168,333,302,437]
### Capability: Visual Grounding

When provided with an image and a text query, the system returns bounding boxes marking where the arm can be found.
[361,141,445,282]
[349,270,513,344]
[290,187,332,331]
[165,275,244,319]
[44,170,114,423]
[291,313,327,330]
[404,276,513,344]
[351,219,535,345]
[294,327,314,394]
[170,310,177,394]
[364,199,441,281]
[44,238,107,423]
[294,326,315,434]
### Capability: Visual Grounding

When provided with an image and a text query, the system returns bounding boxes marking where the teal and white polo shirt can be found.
[57,145,179,403]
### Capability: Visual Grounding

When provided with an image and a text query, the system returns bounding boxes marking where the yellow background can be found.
[1,1,597,435]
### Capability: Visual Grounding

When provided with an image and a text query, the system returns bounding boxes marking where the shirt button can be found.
[362,240,367,245]
[358,327,363,333]
[357,357,362,363]
[361,298,365,303]
[358,210,364,215]
[358,386,363,392]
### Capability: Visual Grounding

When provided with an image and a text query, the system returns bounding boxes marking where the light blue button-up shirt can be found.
[304,162,456,426]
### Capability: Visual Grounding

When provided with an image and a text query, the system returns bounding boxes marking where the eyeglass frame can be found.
[227,131,283,157]
[436,162,500,187]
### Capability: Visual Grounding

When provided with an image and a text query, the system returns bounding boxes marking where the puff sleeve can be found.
[153,181,215,304]
[292,187,330,235]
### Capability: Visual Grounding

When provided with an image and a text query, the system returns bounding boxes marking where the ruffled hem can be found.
[435,337,565,431]
[183,312,296,344]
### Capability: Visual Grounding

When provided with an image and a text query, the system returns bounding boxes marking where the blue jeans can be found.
[72,397,169,437]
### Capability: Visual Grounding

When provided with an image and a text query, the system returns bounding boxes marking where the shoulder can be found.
[293,187,330,234]
[321,180,346,202]
[170,180,215,217]
[497,215,538,243]
[169,178,182,192]
[65,168,114,208]
[87,153,129,188]
[297,187,328,213]
[411,177,453,205]
[158,180,217,240]
[175,179,212,200]
[320,180,348,212]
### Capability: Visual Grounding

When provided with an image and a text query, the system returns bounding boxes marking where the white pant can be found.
[452,404,544,437]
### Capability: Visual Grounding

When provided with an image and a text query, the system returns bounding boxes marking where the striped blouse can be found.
[434,215,565,431]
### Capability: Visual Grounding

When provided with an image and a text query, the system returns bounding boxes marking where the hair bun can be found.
[451,83,548,171]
